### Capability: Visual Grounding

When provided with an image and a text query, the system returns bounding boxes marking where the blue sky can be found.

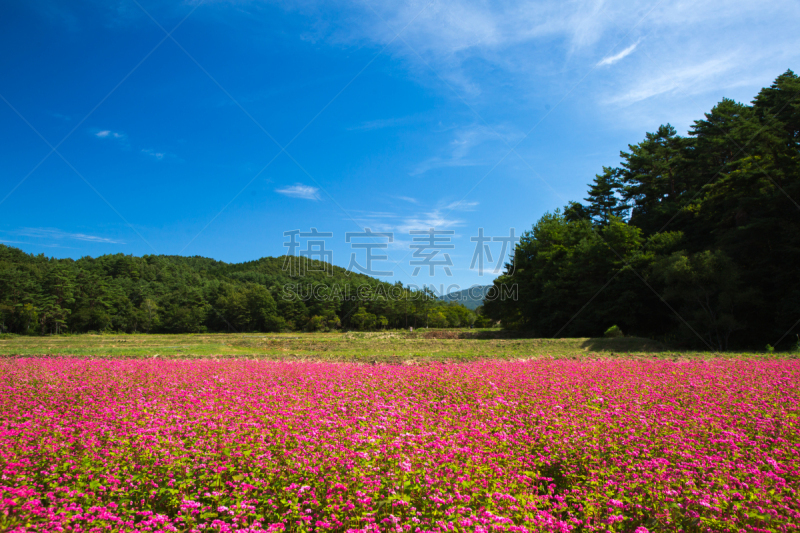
[1,0,798,293]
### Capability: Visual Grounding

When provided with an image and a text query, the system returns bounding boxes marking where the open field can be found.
[3,333,798,532]
[0,331,789,362]
[2,357,799,532]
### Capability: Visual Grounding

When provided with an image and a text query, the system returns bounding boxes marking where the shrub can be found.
[604,325,624,338]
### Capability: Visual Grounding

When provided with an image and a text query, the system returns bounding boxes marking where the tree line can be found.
[485,70,800,350]
[0,249,488,334]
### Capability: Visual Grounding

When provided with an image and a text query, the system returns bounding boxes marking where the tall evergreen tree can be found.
[584,167,626,225]
[488,70,800,349]
[620,124,691,234]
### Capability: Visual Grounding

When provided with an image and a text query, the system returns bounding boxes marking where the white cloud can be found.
[606,54,740,106]
[444,200,478,211]
[203,0,632,99]
[275,184,321,200]
[394,196,418,204]
[94,131,171,159]
[597,41,639,67]
[395,209,465,236]
[350,203,468,239]
[0,239,67,248]
[359,0,613,59]
[411,124,515,175]
[93,129,131,150]
[95,130,125,139]
[141,148,165,160]
[244,0,799,125]
[348,115,420,131]
[11,228,124,244]
[347,0,798,67]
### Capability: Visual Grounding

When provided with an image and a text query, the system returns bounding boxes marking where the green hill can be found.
[0,245,482,334]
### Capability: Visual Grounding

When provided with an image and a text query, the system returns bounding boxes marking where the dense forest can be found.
[485,70,800,350]
[0,249,487,334]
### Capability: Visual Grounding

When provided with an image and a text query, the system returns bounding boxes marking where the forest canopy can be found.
[0,249,486,335]
[484,70,800,350]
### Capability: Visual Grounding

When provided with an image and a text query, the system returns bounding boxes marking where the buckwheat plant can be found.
[1,359,798,532]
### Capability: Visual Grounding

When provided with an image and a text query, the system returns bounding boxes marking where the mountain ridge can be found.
[438,285,493,310]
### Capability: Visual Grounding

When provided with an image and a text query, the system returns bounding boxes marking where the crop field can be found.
[1,335,799,532]
[0,331,779,363]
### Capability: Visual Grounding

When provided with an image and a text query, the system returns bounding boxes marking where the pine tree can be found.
[584,167,626,226]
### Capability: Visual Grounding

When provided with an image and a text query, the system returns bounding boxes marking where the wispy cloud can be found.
[394,196,419,204]
[351,201,471,241]
[256,0,799,135]
[411,124,514,175]
[358,1,614,62]
[94,130,125,139]
[597,41,639,67]
[275,184,321,200]
[348,115,421,131]
[94,130,173,160]
[444,200,479,211]
[141,148,165,160]
[93,129,131,150]
[394,208,465,236]
[0,239,68,248]
[606,54,740,106]
[392,200,479,238]
[411,156,480,176]
[10,228,124,244]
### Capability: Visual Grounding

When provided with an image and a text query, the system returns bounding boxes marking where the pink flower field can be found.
[1,359,798,533]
